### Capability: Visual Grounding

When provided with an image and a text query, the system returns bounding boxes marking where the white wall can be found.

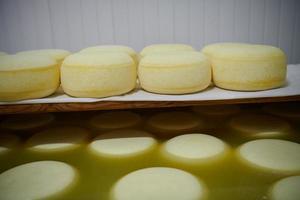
[0,0,299,63]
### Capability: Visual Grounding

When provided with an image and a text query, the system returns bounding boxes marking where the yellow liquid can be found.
[0,106,300,200]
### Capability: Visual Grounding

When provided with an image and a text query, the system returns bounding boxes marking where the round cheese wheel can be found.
[140,44,194,57]
[0,133,19,155]
[237,139,300,174]
[111,167,207,200]
[88,129,157,158]
[26,126,89,153]
[0,161,78,200]
[139,52,211,94]
[162,134,229,165]
[146,111,202,137]
[17,49,71,66]
[89,111,141,130]
[269,176,300,200]
[0,55,59,101]
[202,43,286,91]
[61,53,136,98]
[79,45,138,65]
[0,113,54,131]
[229,114,291,138]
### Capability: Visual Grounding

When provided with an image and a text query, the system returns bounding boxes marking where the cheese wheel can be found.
[61,53,136,98]
[263,102,300,120]
[202,43,287,91]
[147,111,202,137]
[192,105,240,117]
[139,52,211,94]
[89,129,157,158]
[79,45,138,65]
[17,49,71,66]
[162,134,229,165]
[140,44,195,57]
[0,133,19,155]
[111,167,207,200]
[0,55,59,101]
[0,113,54,131]
[89,111,142,131]
[269,176,300,200]
[0,161,77,200]
[237,139,300,174]
[26,126,89,153]
[229,114,291,138]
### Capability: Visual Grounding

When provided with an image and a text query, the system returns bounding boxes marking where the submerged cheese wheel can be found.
[192,104,240,117]
[139,52,211,94]
[26,126,89,153]
[229,114,291,138]
[61,53,136,98]
[0,113,54,131]
[89,111,141,130]
[269,176,300,200]
[89,129,157,158]
[202,43,287,91]
[111,167,207,200]
[140,44,195,57]
[0,161,77,200]
[162,134,229,165]
[0,133,19,155]
[263,102,300,120]
[17,49,71,66]
[0,55,59,101]
[147,111,202,136]
[80,45,138,65]
[237,139,300,174]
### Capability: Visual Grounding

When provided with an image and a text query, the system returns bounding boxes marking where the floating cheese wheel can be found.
[26,126,89,153]
[146,111,202,137]
[269,176,300,200]
[0,55,59,101]
[139,52,211,94]
[162,134,229,165]
[192,104,240,117]
[0,113,54,131]
[88,129,157,158]
[17,49,71,66]
[61,53,136,98]
[263,102,300,120]
[0,161,77,200]
[89,111,142,131]
[111,167,207,200]
[202,43,287,91]
[140,44,195,57]
[237,139,300,174]
[0,133,19,155]
[229,114,291,138]
[79,45,138,65]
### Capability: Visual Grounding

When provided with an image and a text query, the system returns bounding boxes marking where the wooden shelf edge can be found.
[0,95,300,115]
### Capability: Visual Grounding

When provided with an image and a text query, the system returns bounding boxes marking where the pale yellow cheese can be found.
[0,161,78,200]
[202,43,287,91]
[139,52,211,94]
[269,176,300,200]
[140,44,195,57]
[111,167,207,200]
[61,53,136,98]
[237,139,300,174]
[17,49,71,66]
[80,45,138,65]
[0,55,59,101]
[88,111,141,130]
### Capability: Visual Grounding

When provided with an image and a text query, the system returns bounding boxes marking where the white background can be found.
[0,0,299,63]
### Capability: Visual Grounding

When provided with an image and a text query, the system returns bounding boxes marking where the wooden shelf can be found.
[1,95,299,115]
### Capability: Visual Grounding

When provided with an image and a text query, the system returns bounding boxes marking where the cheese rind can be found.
[269,176,300,200]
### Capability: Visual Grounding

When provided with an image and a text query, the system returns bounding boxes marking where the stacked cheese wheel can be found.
[0,43,287,101]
